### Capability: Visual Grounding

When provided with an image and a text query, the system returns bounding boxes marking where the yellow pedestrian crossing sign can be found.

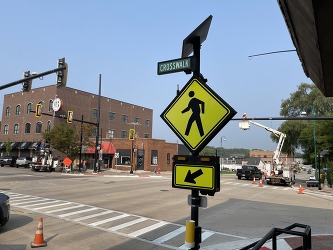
[161,77,236,153]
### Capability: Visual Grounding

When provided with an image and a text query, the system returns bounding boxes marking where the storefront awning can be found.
[17,142,31,150]
[85,142,115,154]
[29,142,41,149]
[10,142,19,150]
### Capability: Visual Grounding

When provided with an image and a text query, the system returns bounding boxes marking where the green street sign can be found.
[157,57,192,75]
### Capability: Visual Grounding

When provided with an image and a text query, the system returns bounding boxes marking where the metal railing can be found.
[240,223,311,250]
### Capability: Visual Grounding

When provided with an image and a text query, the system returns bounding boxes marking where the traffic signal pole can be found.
[190,36,201,250]
[0,66,66,91]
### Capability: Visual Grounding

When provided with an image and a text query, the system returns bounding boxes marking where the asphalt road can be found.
[0,167,332,250]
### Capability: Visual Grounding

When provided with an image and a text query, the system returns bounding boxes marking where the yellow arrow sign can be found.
[173,164,215,190]
[161,77,236,153]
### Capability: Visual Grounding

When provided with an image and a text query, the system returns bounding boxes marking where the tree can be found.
[274,82,333,162]
[5,138,11,156]
[43,122,94,159]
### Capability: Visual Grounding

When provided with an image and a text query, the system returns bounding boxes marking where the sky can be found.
[0,1,311,151]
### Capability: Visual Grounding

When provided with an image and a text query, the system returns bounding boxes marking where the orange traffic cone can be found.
[259,179,263,187]
[252,177,256,184]
[298,184,304,194]
[31,217,47,248]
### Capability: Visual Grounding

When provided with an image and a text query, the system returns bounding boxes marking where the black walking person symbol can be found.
[181,90,205,137]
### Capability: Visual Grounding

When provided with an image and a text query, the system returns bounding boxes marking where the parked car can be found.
[0,156,17,167]
[0,193,10,227]
[309,176,316,180]
[16,157,32,168]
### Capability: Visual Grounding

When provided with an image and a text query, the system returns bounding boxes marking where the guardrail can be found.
[240,223,311,250]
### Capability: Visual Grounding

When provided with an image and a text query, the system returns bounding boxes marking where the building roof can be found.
[278,0,333,96]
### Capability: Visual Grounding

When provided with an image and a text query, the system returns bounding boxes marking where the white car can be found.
[15,157,32,168]
[309,176,316,180]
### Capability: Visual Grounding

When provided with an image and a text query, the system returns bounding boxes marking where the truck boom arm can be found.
[239,119,286,165]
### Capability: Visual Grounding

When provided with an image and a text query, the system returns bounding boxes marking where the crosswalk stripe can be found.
[179,231,214,249]
[108,217,148,231]
[59,207,98,218]
[23,200,60,207]
[89,214,129,226]
[11,198,48,206]
[32,202,72,210]
[45,204,85,214]
[153,226,185,244]
[73,210,114,222]
[128,221,168,237]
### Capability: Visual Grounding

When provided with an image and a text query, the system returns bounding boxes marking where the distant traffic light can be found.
[129,129,135,140]
[67,110,73,123]
[36,104,42,117]
[22,71,32,92]
[56,58,68,87]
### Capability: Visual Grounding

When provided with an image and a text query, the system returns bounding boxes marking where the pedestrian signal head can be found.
[67,111,73,123]
[36,104,42,117]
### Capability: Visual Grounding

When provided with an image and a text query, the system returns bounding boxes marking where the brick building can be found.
[0,85,187,171]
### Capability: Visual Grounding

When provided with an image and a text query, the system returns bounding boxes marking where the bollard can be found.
[185,220,195,249]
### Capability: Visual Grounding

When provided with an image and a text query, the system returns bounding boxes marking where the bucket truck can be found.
[239,114,294,186]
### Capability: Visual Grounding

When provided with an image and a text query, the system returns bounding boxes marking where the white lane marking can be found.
[32,202,72,210]
[11,198,48,206]
[23,200,60,207]
[128,221,168,237]
[153,226,185,244]
[73,210,114,222]
[108,217,148,232]
[45,204,85,214]
[59,207,98,218]
[89,214,130,226]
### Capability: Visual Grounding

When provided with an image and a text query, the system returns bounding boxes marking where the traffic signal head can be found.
[57,58,68,88]
[36,104,42,117]
[22,71,32,92]
[67,110,73,123]
[129,129,135,140]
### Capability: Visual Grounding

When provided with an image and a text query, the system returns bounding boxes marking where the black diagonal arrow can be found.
[184,169,203,184]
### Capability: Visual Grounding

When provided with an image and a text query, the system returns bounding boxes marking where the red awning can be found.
[85,142,115,154]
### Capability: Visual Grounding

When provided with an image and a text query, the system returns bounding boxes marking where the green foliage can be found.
[5,138,11,156]
[42,122,94,158]
[277,82,333,165]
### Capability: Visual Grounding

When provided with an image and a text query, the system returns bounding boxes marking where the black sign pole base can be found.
[190,189,201,249]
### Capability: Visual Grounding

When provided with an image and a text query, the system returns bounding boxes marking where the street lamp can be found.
[220,136,226,169]
[318,150,328,190]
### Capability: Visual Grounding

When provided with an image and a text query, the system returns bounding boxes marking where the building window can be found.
[49,100,53,112]
[109,112,115,121]
[121,130,127,138]
[15,105,21,116]
[145,119,150,127]
[5,107,10,117]
[27,103,32,114]
[121,156,131,165]
[25,123,31,134]
[36,122,42,133]
[3,124,9,135]
[108,129,115,139]
[134,117,139,124]
[151,150,158,165]
[13,124,19,134]
[167,153,170,165]
[122,114,128,123]
[144,133,149,138]
[92,109,98,119]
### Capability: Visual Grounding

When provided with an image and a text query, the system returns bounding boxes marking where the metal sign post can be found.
[158,15,236,250]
